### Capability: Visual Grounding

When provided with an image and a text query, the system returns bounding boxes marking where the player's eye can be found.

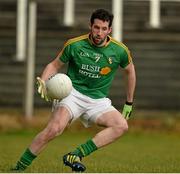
[102,27,108,31]
[94,25,100,30]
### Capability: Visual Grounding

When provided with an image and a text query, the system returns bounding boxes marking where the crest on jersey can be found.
[108,57,113,64]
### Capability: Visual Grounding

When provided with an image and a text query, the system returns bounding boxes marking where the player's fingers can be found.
[125,111,129,119]
[38,85,42,94]
[45,94,50,102]
[36,77,41,82]
[41,89,45,98]
[44,95,48,101]
[37,77,44,87]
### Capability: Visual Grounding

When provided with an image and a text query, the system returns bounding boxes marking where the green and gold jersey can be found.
[58,33,132,99]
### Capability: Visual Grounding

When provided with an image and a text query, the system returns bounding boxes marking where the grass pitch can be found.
[0,109,180,172]
[0,128,180,172]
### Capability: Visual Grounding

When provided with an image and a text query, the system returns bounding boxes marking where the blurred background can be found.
[0,0,179,129]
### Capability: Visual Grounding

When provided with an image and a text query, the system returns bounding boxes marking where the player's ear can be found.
[108,27,112,34]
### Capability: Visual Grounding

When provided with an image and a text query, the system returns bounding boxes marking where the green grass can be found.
[0,108,180,172]
[0,128,180,173]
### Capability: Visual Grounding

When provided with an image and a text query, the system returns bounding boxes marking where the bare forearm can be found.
[40,58,64,81]
[126,70,136,102]
[41,63,58,81]
[124,63,136,103]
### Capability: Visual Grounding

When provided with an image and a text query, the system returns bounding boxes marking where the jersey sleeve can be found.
[119,48,133,68]
[58,41,72,63]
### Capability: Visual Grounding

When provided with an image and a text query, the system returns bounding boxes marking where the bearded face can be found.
[90,19,112,46]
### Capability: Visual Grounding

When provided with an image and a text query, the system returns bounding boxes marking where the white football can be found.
[46,73,72,100]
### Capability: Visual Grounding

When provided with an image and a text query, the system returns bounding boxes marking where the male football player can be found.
[12,8,136,172]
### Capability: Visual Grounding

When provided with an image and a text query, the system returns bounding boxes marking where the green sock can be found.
[72,139,98,157]
[16,148,37,170]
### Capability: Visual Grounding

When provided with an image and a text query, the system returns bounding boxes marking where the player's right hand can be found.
[36,77,51,102]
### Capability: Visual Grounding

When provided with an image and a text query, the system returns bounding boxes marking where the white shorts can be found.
[52,88,116,127]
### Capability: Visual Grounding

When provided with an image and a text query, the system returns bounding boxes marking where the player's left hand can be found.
[122,101,133,120]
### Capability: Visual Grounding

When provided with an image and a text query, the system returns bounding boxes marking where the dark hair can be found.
[90,9,114,27]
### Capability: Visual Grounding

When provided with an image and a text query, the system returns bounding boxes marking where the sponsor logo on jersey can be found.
[79,64,111,78]
[100,67,111,75]
[79,64,101,78]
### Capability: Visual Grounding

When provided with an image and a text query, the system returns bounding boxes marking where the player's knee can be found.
[113,120,128,136]
[121,120,128,132]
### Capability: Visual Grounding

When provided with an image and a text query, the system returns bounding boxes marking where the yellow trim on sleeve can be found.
[57,34,89,59]
[110,37,132,63]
